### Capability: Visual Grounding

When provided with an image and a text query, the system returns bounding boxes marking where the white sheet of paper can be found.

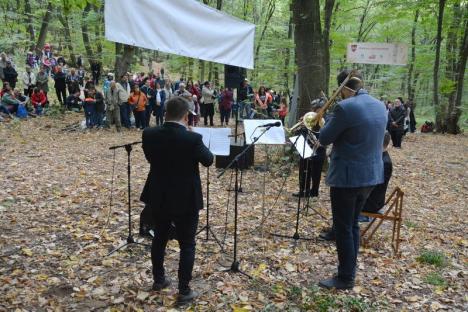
[192,127,231,156]
[290,135,313,159]
[243,119,286,145]
[192,127,211,148]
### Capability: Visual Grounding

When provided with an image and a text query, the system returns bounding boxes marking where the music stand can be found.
[107,141,150,256]
[218,123,282,277]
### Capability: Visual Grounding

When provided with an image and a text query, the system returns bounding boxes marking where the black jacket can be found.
[95,91,105,112]
[3,66,17,84]
[140,122,214,216]
[389,106,406,131]
[54,72,67,90]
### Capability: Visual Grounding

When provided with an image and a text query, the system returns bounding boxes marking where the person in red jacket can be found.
[277,97,288,125]
[31,87,47,115]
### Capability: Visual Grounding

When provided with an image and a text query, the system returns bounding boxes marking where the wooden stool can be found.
[360,187,404,256]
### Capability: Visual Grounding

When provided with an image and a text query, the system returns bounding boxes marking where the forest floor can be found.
[0,112,467,312]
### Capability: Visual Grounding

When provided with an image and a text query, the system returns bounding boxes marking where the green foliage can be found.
[424,272,447,287]
[440,78,457,96]
[417,250,448,267]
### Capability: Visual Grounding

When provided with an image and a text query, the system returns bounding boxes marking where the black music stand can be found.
[107,141,150,256]
[217,124,275,278]
[271,134,314,242]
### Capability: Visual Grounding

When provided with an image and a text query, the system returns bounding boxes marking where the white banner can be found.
[105,0,255,69]
[347,42,408,66]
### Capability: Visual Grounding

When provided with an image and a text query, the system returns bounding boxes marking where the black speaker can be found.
[216,144,255,170]
[224,65,246,89]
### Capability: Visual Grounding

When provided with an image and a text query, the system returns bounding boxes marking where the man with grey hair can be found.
[140,96,213,304]
[104,81,127,132]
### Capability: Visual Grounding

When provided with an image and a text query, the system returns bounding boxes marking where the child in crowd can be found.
[278,97,288,125]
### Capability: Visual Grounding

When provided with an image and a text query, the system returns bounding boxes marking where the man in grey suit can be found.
[318,70,387,290]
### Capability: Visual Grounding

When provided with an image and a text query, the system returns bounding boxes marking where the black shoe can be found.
[152,278,171,291]
[319,276,354,290]
[292,192,309,198]
[319,229,335,241]
[177,289,198,304]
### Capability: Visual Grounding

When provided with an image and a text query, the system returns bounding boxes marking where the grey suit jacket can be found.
[319,89,388,188]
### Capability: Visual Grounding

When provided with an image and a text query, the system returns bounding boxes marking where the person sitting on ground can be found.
[128,85,148,130]
[66,68,81,95]
[31,87,47,115]
[65,90,82,111]
[319,131,393,240]
[1,82,10,98]
[1,87,20,114]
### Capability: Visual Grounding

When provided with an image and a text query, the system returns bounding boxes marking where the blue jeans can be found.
[94,111,104,127]
[330,186,373,281]
[120,103,131,128]
[154,105,164,126]
[83,103,96,128]
[238,100,252,119]
[145,103,154,127]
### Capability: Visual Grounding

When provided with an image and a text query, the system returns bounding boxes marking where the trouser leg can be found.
[310,156,324,197]
[152,216,171,283]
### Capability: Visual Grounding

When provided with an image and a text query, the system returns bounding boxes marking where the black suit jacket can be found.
[363,151,393,213]
[140,122,214,216]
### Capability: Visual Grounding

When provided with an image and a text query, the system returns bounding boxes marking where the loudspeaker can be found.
[216,144,255,170]
[224,65,246,89]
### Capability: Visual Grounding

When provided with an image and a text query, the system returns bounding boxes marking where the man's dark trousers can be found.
[330,186,373,281]
[120,103,131,128]
[151,212,199,292]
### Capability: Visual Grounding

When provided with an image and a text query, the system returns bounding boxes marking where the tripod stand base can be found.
[223,261,252,278]
[196,225,225,252]
[270,232,314,241]
[106,235,151,257]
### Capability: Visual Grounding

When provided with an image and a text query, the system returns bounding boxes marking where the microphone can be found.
[258,121,282,128]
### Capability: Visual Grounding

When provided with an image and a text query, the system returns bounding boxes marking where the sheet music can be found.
[243,119,286,145]
[209,128,231,156]
[289,135,314,159]
[192,127,231,156]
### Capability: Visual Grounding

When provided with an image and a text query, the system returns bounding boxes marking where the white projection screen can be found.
[105,0,256,69]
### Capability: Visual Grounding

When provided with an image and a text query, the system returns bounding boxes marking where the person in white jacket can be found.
[21,65,36,97]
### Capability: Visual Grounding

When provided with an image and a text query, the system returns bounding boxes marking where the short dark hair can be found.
[383,131,391,148]
[165,97,189,121]
[337,69,363,91]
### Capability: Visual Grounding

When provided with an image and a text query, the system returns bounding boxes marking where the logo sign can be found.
[347,42,408,66]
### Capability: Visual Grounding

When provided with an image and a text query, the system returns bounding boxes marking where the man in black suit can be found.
[140,97,214,303]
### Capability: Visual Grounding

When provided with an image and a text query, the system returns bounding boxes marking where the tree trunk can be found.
[81,3,94,65]
[95,4,103,58]
[283,14,293,94]
[35,1,53,55]
[115,43,135,79]
[292,0,325,121]
[446,4,467,134]
[323,0,335,95]
[434,0,446,132]
[24,0,35,50]
[57,11,76,67]
[407,9,419,101]
[199,60,205,82]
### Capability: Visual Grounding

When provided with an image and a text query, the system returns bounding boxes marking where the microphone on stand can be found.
[258,121,282,128]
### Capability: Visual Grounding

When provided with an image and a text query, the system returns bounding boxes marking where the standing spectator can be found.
[219,87,233,126]
[83,96,96,128]
[238,79,254,120]
[141,79,155,127]
[388,98,406,148]
[35,66,49,98]
[53,66,67,105]
[201,81,215,126]
[3,61,18,89]
[278,97,288,125]
[92,87,105,128]
[21,66,36,97]
[76,55,83,68]
[154,72,164,88]
[31,87,47,115]
[164,79,173,100]
[90,61,101,85]
[103,73,114,95]
[42,44,52,59]
[128,85,148,130]
[105,81,127,132]
[66,68,81,95]
[120,74,133,128]
[0,52,8,83]
[154,82,166,126]
[26,51,37,68]
[254,86,272,117]
[77,66,86,87]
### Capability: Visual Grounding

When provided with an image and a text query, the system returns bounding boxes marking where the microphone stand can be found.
[196,166,224,252]
[217,124,274,277]
[107,141,150,256]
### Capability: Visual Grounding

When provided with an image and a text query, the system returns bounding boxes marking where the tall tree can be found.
[407,9,420,103]
[57,10,76,66]
[434,0,446,132]
[24,0,35,50]
[115,43,135,79]
[292,0,325,120]
[35,1,53,55]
